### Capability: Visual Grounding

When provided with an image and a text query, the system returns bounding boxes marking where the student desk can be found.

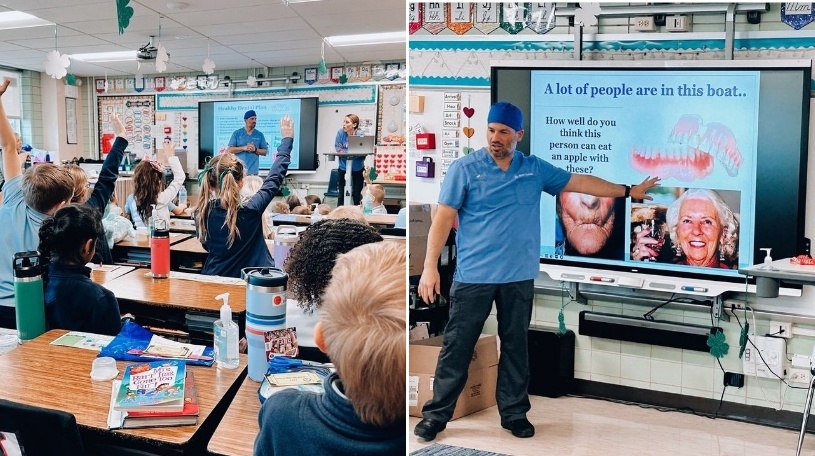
[97,268,247,345]
[170,218,197,234]
[272,213,397,228]
[0,330,247,455]
[170,236,208,273]
[90,265,137,284]
[113,233,193,266]
[206,376,261,456]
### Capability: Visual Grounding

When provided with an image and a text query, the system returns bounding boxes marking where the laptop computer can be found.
[346,135,376,155]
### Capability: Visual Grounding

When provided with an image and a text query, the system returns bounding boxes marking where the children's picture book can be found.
[113,360,186,412]
[107,372,198,429]
[264,327,298,358]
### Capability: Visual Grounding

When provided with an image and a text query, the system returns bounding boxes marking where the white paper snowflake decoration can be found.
[203,58,216,75]
[246,75,258,88]
[574,3,601,27]
[155,44,169,73]
[44,26,69,79]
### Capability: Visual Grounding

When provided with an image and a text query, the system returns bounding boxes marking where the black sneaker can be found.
[501,418,535,438]
[414,418,447,441]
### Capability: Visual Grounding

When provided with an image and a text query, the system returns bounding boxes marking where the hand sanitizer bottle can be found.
[213,293,239,369]
[311,203,321,224]
[362,188,373,215]
[178,186,187,207]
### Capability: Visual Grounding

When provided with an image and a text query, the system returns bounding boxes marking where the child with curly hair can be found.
[195,115,294,277]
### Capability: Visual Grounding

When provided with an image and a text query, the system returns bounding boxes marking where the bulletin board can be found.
[97,94,155,157]
[409,88,491,203]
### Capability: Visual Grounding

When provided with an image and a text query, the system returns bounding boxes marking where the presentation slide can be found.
[530,69,761,277]
[209,99,302,169]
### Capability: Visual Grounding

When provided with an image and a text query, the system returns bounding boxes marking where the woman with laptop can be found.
[334,114,366,205]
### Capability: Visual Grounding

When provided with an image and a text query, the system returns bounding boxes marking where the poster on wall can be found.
[97,94,156,157]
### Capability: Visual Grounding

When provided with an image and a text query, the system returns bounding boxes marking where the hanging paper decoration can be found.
[475,2,500,34]
[44,50,69,79]
[202,58,216,74]
[207,75,219,90]
[117,0,134,35]
[304,68,317,85]
[338,74,348,84]
[330,67,343,84]
[574,3,601,27]
[155,45,169,73]
[781,3,815,30]
[408,3,424,34]
[527,3,556,34]
[95,79,106,94]
[423,2,446,34]
[154,76,165,92]
[246,75,258,88]
[65,73,77,86]
[134,62,144,92]
[500,3,527,34]
[447,3,473,35]
[317,41,328,75]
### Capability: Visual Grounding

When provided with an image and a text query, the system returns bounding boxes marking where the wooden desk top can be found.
[90,265,136,284]
[206,376,261,456]
[170,218,197,234]
[373,179,406,187]
[99,268,247,312]
[115,232,192,248]
[0,330,247,449]
[171,236,207,254]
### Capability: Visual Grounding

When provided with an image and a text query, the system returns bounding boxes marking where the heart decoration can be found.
[463,127,475,138]
[463,107,475,118]
[463,147,475,155]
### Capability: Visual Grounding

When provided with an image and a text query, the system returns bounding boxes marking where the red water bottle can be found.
[151,226,170,278]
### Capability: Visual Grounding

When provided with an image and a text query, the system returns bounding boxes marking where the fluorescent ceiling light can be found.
[325,31,404,47]
[69,51,138,62]
[280,0,323,4]
[0,11,53,30]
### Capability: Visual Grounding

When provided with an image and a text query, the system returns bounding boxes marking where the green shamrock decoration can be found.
[368,166,378,182]
[707,330,729,358]
[116,0,134,35]
[65,74,77,86]
[558,308,567,335]
[318,59,327,75]
[281,185,290,197]
[339,74,348,84]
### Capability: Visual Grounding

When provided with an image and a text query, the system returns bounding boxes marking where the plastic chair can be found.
[0,399,84,456]
[324,169,340,198]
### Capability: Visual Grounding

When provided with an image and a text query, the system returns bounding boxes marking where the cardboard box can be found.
[409,334,499,419]
[408,203,434,276]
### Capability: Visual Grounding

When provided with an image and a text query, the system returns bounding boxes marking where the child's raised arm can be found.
[0,79,19,181]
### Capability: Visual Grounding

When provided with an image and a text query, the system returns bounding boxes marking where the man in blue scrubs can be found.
[414,101,659,441]
[228,110,268,175]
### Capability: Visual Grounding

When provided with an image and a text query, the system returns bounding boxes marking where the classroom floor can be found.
[409,395,812,455]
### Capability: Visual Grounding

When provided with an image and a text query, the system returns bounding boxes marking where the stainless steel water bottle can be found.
[13,251,45,342]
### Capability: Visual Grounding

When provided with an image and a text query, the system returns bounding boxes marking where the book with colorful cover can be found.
[122,371,199,428]
[113,360,186,412]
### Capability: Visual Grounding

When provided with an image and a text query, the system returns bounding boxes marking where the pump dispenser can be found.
[759,248,777,270]
[213,293,239,369]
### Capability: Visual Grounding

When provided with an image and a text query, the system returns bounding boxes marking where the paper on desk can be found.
[143,335,206,358]
[108,380,126,429]
[51,331,114,351]
[142,270,245,285]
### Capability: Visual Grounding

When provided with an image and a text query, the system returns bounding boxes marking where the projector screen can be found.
[491,60,810,293]
[198,97,319,171]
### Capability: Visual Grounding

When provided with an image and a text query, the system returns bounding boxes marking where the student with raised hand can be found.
[39,204,123,336]
[195,114,294,278]
[124,139,186,230]
[0,79,74,329]
[254,242,405,456]
[63,113,128,265]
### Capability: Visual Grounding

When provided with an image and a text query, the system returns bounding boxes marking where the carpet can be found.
[410,443,510,456]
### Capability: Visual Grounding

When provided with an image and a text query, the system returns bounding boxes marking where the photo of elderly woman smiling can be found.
[631,188,739,269]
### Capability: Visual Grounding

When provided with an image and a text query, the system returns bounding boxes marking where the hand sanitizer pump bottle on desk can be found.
[362,189,373,215]
[213,293,240,369]
[311,203,321,224]
[759,248,777,270]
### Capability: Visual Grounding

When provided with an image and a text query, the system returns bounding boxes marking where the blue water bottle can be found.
[13,251,46,342]
[242,267,288,382]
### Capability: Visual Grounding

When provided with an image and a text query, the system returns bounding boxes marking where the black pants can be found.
[0,306,15,329]
[421,280,533,424]
[337,168,364,206]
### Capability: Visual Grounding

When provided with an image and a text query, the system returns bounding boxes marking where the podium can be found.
[324,151,374,206]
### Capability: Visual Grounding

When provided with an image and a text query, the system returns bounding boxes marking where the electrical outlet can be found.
[789,367,812,385]
[770,320,793,339]
[285,177,295,185]
[633,16,656,32]
[666,15,690,32]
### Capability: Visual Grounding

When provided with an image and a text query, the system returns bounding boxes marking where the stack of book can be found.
[107,359,199,429]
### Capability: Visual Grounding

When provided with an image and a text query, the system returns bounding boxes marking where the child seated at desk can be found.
[124,140,186,230]
[195,115,294,278]
[39,204,124,336]
[254,242,405,455]
[284,218,382,362]
[365,183,388,215]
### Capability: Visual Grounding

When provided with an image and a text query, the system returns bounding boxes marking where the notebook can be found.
[346,135,375,155]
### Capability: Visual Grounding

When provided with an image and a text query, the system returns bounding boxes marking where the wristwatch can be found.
[623,185,631,198]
